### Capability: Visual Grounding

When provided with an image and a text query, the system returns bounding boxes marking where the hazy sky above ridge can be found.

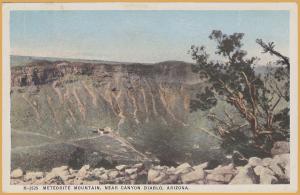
[10,10,289,64]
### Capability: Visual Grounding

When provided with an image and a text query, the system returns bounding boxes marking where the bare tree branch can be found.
[241,71,258,114]
[256,39,290,67]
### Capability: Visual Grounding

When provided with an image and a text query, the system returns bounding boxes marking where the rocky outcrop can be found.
[11,152,290,185]
[11,168,23,179]
[271,141,290,156]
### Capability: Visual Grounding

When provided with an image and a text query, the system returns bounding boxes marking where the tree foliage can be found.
[189,30,290,157]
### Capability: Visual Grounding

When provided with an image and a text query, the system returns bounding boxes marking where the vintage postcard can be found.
[2,2,298,193]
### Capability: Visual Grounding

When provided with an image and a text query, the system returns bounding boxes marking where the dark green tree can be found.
[189,30,289,157]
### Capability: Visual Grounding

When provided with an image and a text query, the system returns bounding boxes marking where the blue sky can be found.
[10,10,289,63]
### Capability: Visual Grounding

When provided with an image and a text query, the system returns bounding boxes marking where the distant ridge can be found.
[10,55,198,67]
[10,55,138,67]
[10,55,271,75]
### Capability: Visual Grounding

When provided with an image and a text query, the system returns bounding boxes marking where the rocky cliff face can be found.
[11,60,205,132]
[11,59,216,171]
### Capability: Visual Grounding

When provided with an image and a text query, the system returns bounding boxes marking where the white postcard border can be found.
[2,2,298,193]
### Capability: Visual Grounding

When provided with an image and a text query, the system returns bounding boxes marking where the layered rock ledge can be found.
[11,152,290,185]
